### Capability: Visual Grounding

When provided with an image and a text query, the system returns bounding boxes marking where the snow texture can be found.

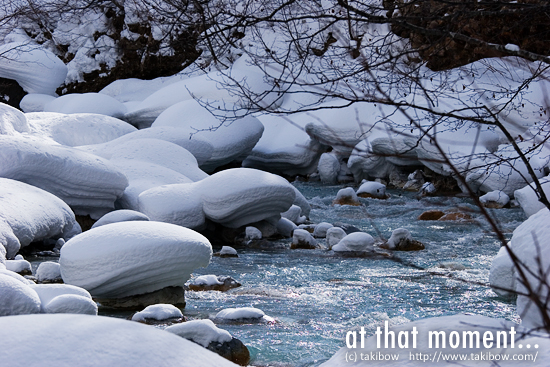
[19,94,56,113]
[60,221,212,298]
[165,319,232,347]
[514,175,550,217]
[43,294,98,315]
[91,210,150,229]
[132,304,183,322]
[0,135,128,219]
[0,314,240,367]
[0,42,67,95]
[30,283,93,313]
[0,178,81,257]
[0,102,29,135]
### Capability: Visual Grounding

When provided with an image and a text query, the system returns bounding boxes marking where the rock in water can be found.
[291,229,318,249]
[131,303,183,323]
[333,232,374,253]
[480,190,510,209]
[356,181,388,199]
[333,187,361,206]
[384,228,425,251]
[188,275,241,292]
[59,221,212,299]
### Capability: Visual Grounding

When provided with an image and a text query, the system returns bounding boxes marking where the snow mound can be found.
[60,221,212,298]
[386,228,412,250]
[44,93,127,119]
[152,100,264,172]
[138,183,205,230]
[0,102,29,135]
[0,314,239,366]
[0,274,41,316]
[480,190,510,208]
[0,135,128,219]
[326,227,347,249]
[30,283,93,313]
[313,222,334,238]
[220,246,238,256]
[131,304,183,322]
[489,246,516,298]
[292,229,318,249]
[25,112,136,147]
[356,181,387,199]
[96,138,208,182]
[36,262,62,283]
[165,319,232,347]
[43,294,98,315]
[333,232,374,252]
[215,307,268,321]
[242,113,324,176]
[0,42,67,95]
[5,259,31,274]
[110,159,194,210]
[281,205,306,225]
[0,178,81,258]
[19,94,56,113]
[92,210,150,229]
[78,126,214,166]
[318,152,340,184]
[198,168,296,228]
[190,275,223,287]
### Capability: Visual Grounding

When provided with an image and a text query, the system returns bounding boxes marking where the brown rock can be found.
[357,193,389,199]
[332,197,362,206]
[438,212,472,221]
[417,210,445,220]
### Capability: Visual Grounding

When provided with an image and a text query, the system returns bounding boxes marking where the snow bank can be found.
[0,135,128,218]
[165,319,232,347]
[26,112,136,147]
[198,168,296,228]
[44,93,127,118]
[0,314,239,366]
[60,221,212,298]
[0,178,81,258]
[0,42,67,95]
[131,304,183,322]
[0,102,29,135]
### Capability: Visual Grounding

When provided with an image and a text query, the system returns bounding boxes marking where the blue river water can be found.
[183,182,524,366]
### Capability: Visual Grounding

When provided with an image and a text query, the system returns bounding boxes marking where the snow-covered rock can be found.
[0,102,29,135]
[480,190,510,209]
[91,210,150,229]
[0,274,41,316]
[138,183,205,230]
[333,187,361,206]
[25,112,136,146]
[0,269,32,285]
[333,232,374,252]
[188,275,241,292]
[276,217,297,238]
[318,153,340,184]
[215,307,273,322]
[60,221,212,298]
[384,228,424,251]
[489,246,516,298]
[43,294,98,315]
[0,245,5,268]
[78,126,214,167]
[291,229,318,249]
[44,93,127,119]
[220,246,238,257]
[0,42,67,95]
[91,138,209,182]
[0,135,128,219]
[5,259,32,274]
[514,176,550,217]
[30,283,93,313]
[281,205,306,225]
[131,304,183,322]
[313,222,333,238]
[110,159,194,210]
[245,227,262,241]
[36,261,62,283]
[199,168,296,228]
[418,182,436,196]
[0,178,81,257]
[326,227,347,249]
[242,113,324,176]
[19,94,56,113]
[356,181,387,199]
[153,100,264,172]
[0,314,239,366]
[165,319,232,347]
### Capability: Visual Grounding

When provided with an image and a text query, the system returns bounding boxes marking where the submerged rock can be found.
[438,212,473,221]
[417,210,445,221]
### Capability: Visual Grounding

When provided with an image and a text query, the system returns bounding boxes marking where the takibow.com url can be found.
[344,351,538,362]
